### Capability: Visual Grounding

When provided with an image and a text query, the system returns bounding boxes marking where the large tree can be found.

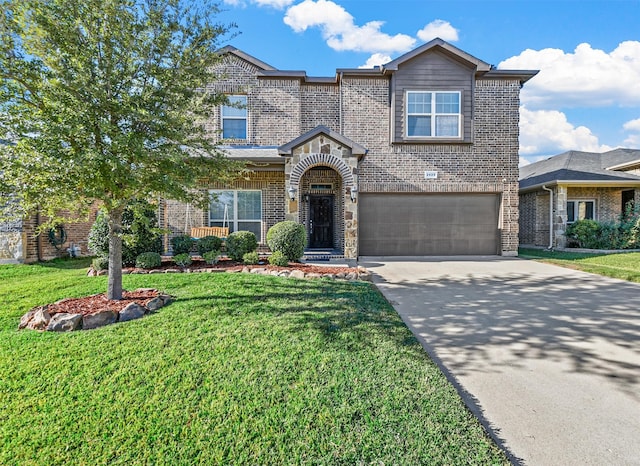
[0,0,244,299]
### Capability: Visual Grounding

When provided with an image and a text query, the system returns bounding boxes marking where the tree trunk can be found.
[107,207,124,300]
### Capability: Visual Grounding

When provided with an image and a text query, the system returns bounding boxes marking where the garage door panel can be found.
[359,193,499,256]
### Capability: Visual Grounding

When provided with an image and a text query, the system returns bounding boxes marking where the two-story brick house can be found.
[161,38,538,261]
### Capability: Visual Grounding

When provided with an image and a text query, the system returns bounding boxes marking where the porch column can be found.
[344,175,358,260]
[554,185,568,248]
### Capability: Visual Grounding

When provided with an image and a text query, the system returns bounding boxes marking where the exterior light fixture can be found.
[303,194,310,203]
[287,186,297,201]
[350,186,358,202]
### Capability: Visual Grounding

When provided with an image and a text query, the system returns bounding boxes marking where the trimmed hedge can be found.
[197,235,223,256]
[266,221,307,261]
[243,251,260,265]
[173,253,192,267]
[226,231,258,261]
[171,235,195,256]
[135,252,162,269]
[268,250,289,267]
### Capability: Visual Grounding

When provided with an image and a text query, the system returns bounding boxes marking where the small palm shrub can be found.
[203,250,221,265]
[266,221,306,261]
[226,231,258,261]
[171,235,195,255]
[243,251,260,265]
[136,252,162,269]
[197,235,223,256]
[268,250,289,267]
[173,253,192,267]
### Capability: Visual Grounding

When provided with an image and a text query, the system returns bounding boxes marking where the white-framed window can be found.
[567,200,595,223]
[406,91,461,138]
[221,95,247,140]
[209,190,262,240]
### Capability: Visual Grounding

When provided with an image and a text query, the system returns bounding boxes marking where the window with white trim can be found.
[567,200,595,223]
[406,91,461,138]
[209,190,262,240]
[221,95,247,139]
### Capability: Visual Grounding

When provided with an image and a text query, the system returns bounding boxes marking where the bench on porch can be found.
[190,226,229,239]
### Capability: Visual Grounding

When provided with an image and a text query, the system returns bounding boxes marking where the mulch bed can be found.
[123,258,358,276]
[47,290,160,317]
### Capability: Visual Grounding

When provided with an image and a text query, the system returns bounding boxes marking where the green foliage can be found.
[197,235,223,256]
[225,231,258,261]
[92,256,109,271]
[566,219,601,248]
[202,249,221,265]
[135,252,162,269]
[266,221,307,261]
[170,235,195,256]
[0,0,244,298]
[268,250,289,267]
[243,251,259,265]
[88,201,163,266]
[566,207,640,250]
[173,253,192,267]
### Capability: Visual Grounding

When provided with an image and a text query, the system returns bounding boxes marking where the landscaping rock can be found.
[149,269,164,274]
[18,309,37,329]
[145,297,164,312]
[158,294,173,306]
[270,270,280,276]
[345,272,357,281]
[290,270,306,279]
[119,303,145,322]
[226,269,241,273]
[336,272,346,279]
[97,270,108,276]
[122,270,130,275]
[242,266,250,273]
[82,310,117,330]
[26,307,51,330]
[358,272,372,282]
[164,268,181,273]
[278,271,290,277]
[87,268,97,277]
[250,268,266,274]
[46,313,82,332]
[306,273,323,279]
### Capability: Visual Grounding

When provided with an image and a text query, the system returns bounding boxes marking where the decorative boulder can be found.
[19,309,37,330]
[82,310,117,330]
[26,307,51,330]
[145,297,164,312]
[118,303,145,322]
[46,313,82,332]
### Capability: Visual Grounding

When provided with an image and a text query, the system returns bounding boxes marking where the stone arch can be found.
[289,153,354,188]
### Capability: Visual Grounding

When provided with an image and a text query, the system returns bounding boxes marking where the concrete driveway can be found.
[360,256,640,466]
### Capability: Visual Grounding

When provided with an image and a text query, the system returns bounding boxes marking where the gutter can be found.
[541,185,553,249]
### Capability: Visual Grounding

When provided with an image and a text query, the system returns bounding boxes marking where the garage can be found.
[358,193,500,256]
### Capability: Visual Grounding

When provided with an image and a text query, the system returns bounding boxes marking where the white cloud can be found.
[359,53,391,69]
[623,118,640,147]
[283,0,415,53]
[416,20,459,42]
[499,41,640,109]
[519,106,612,156]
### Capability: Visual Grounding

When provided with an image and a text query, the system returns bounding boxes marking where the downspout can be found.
[542,185,553,249]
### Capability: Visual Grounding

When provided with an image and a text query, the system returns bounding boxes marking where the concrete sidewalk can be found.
[360,256,640,466]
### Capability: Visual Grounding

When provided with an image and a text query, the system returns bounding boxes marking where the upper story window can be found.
[406,91,461,138]
[567,200,595,223]
[221,95,247,140]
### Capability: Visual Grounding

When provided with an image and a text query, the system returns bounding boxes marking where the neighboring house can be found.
[161,38,537,261]
[519,148,640,248]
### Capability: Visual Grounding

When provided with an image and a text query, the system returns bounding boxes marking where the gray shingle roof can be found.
[519,149,640,190]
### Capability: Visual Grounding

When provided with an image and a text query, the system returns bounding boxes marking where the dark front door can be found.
[309,195,334,248]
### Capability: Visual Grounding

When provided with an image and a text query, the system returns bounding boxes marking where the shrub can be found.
[173,252,192,267]
[92,256,109,271]
[88,200,163,266]
[566,219,601,249]
[171,235,195,256]
[266,221,306,261]
[197,235,223,256]
[243,251,259,265]
[268,250,289,267]
[203,249,221,265]
[225,231,258,261]
[135,252,162,269]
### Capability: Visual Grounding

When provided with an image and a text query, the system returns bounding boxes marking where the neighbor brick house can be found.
[519,148,640,248]
[2,38,536,263]
[161,38,537,261]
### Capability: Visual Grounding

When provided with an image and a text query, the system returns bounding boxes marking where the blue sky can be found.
[216,0,640,164]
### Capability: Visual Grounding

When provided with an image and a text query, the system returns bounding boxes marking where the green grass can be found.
[0,258,506,465]
[519,247,640,282]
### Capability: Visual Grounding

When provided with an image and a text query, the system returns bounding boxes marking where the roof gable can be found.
[217,45,276,71]
[384,38,491,72]
[278,125,367,156]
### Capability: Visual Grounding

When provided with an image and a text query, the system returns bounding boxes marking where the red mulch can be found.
[124,258,357,277]
[46,290,160,317]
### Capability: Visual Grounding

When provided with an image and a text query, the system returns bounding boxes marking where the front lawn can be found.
[0,259,506,465]
[519,247,640,282]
